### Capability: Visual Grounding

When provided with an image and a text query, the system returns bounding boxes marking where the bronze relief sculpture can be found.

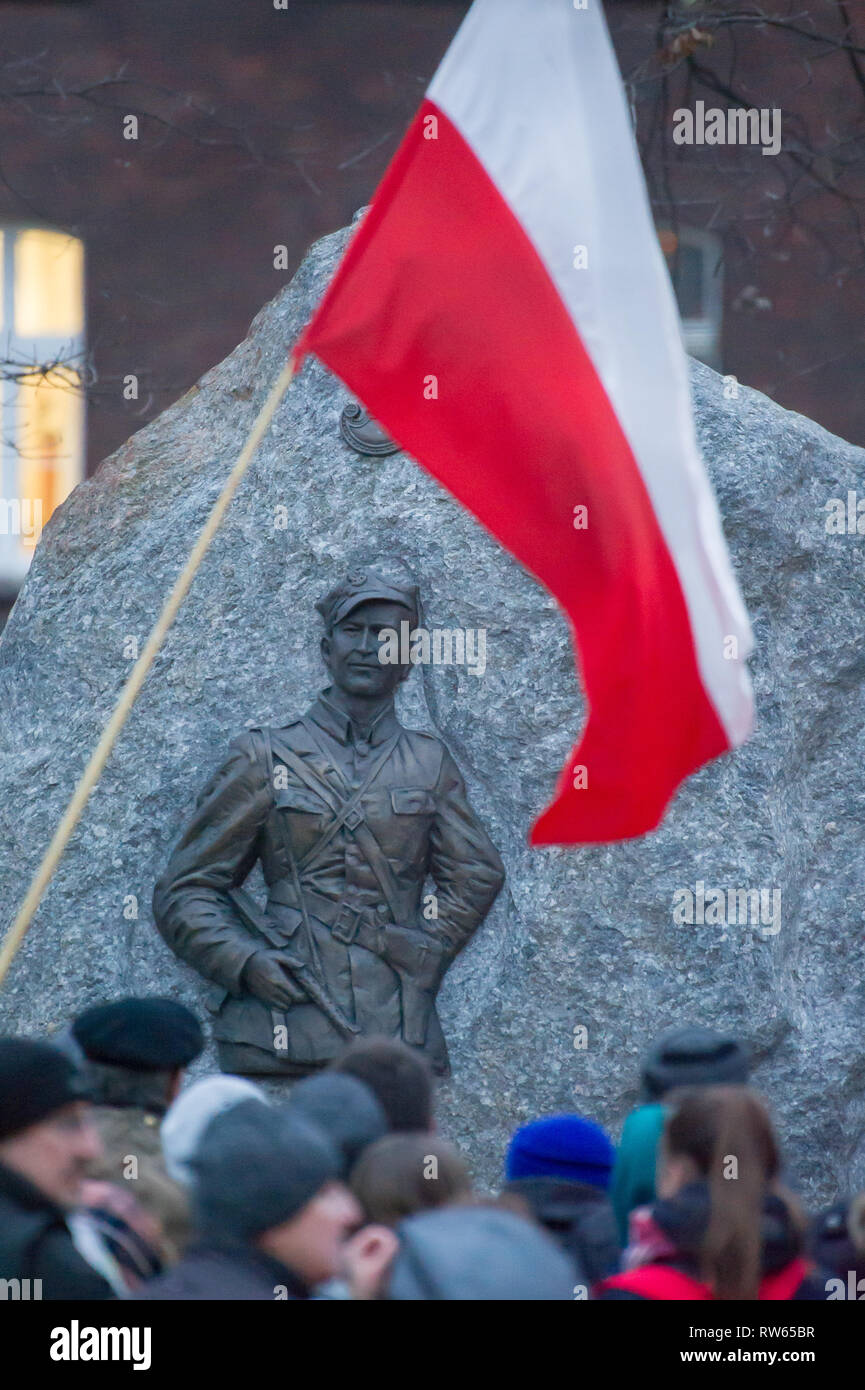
[339,401,400,456]
[153,570,505,1076]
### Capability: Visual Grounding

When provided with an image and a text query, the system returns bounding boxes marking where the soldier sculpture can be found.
[153,569,504,1076]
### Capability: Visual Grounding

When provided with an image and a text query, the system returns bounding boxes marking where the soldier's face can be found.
[323,600,412,697]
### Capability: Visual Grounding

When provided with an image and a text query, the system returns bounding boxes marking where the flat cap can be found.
[316,568,419,631]
[72,997,204,1073]
[0,1038,93,1140]
[642,1025,749,1100]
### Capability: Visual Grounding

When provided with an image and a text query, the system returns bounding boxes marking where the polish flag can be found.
[293,0,754,845]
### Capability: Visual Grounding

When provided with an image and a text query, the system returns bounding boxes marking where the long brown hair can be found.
[664,1086,780,1300]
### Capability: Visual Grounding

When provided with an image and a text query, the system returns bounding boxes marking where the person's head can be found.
[258,1181,363,1287]
[0,1038,101,1207]
[658,1085,780,1300]
[288,1072,387,1178]
[192,1099,362,1287]
[161,1075,268,1186]
[317,570,420,702]
[69,996,205,1114]
[505,1114,615,1191]
[350,1133,472,1225]
[331,1037,434,1133]
[386,1205,577,1300]
[642,1026,749,1102]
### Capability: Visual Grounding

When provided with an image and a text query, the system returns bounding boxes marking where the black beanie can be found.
[642,1025,749,1100]
[72,997,204,1072]
[288,1072,388,1176]
[192,1099,341,1240]
[0,1038,92,1141]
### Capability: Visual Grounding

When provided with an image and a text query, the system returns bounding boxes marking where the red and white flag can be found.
[293,0,754,845]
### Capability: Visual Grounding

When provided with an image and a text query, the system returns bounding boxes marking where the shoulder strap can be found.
[270,731,401,875]
[250,726,275,792]
[351,819,403,924]
[263,725,404,916]
[269,737,342,814]
[300,716,351,796]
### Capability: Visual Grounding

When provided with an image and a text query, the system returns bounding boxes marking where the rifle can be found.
[227,885,359,1040]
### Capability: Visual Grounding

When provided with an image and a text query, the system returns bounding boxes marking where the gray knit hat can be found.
[0,1038,92,1140]
[288,1072,387,1177]
[192,1099,341,1239]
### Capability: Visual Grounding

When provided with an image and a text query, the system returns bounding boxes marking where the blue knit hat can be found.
[505,1114,615,1190]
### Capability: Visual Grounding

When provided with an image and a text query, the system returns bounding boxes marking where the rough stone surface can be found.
[0,215,863,1202]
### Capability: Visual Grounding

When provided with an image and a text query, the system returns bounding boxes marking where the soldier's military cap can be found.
[72,997,204,1073]
[316,568,419,631]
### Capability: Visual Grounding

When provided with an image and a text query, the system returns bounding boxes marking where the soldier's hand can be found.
[242,950,307,1007]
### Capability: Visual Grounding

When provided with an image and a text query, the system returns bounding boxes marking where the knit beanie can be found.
[161,1075,269,1186]
[288,1072,387,1177]
[0,1038,92,1140]
[192,1098,340,1240]
[505,1114,615,1190]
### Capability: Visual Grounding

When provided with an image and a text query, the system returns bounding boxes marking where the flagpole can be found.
[0,355,298,990]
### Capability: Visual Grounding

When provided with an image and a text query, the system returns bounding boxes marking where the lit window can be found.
[658,226,723,370]
[0,226,85,591]
[15,230,84,339]
[17,369,84,552]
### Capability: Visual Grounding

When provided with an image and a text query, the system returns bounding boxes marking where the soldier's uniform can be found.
[153,579,505,1077]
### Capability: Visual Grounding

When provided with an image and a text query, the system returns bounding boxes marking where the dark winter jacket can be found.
[502,1176,620,1283]
[138,1238,312,1301]
[597,1182,828,1301]
[0,1160,114,1300]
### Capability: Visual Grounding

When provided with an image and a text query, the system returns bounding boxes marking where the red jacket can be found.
[597,1256,812,1300]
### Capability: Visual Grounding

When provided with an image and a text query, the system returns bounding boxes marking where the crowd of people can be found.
[0,1002,862,1301]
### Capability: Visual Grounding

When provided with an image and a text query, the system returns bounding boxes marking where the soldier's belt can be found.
[269,882,389,949]
[268,882,441,1047]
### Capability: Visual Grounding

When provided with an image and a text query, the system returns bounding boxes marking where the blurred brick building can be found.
[0,0,862,613]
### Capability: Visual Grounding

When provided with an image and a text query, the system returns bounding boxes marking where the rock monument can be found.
[0,213,862,1198]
